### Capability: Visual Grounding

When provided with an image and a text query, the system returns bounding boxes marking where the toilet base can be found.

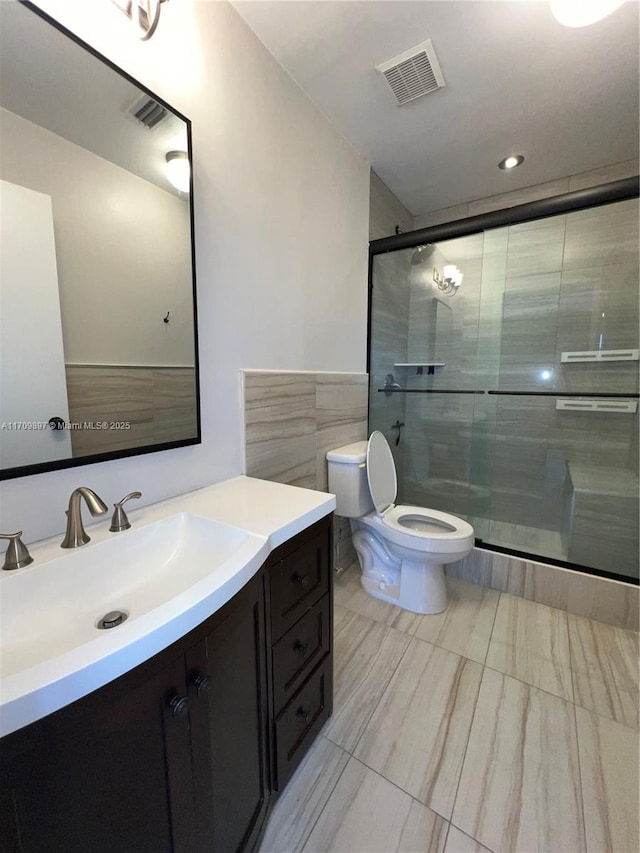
[359,558,448,615]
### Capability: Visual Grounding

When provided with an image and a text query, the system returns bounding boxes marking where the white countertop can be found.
[0,476,335,738]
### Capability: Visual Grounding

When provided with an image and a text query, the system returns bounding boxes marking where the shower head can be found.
[410,244,435,266]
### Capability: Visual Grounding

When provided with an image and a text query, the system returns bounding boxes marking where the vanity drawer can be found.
[273,658,332,791]
[272,596,330,715]
[269,523,330,642]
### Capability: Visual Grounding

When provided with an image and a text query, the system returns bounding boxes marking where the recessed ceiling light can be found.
[498,154,525,170]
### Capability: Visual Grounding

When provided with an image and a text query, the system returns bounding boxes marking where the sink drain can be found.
[97,610,128,630]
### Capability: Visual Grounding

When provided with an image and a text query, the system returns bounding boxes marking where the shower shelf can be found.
[556,399,637,413]
[561,349,639,363]
[394,362,445,375]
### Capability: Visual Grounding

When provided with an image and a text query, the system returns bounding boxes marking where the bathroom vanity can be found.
[0,478,334,853]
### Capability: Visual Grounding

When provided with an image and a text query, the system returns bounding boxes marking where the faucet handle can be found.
[1,531,34,571]
[109,491,142,533]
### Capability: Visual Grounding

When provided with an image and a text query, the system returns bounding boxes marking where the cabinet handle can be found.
[294,640,309,657]
[192,673,213,697]
[168,694,190,719]
[293,573,309,587]
[296,706,312,724]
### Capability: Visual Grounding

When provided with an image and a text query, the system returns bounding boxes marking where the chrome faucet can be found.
[61,487,108,549]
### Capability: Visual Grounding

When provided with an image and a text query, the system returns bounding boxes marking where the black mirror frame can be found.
[1,0,201,481]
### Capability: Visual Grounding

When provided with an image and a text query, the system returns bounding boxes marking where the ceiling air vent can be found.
[127,95,168,129]
[376,39,445,106]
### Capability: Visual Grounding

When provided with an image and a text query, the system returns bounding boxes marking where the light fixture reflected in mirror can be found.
[549,0,625,27]
[111,0,166,40]
[165,150,190,193]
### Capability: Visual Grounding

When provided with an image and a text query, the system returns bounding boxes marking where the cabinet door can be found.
[187,571,269,853]
[0,655,196,853]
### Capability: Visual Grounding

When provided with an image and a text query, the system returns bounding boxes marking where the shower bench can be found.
[565,461,639,579]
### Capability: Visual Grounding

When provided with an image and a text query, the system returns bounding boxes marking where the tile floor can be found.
[259,568,639,853]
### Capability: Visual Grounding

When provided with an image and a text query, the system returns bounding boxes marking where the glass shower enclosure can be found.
[368,180,639,583]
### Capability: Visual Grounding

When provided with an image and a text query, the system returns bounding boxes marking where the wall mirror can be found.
[0,0,200,480]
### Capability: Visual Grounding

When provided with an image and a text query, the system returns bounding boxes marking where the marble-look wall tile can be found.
[315,373,368,491]
[243,369,368,564]
[452,669,584,853]
[369,170,414,241]
[301,756,448,853]
[568,159,638,191]
[413,162,635,232]
[65,365,197,456]
[467,178,570,217]
[243,372,316,489]
[448,547,639,632]
[576,707,639,853]
[354,638,483,819]
[568,614,639,728]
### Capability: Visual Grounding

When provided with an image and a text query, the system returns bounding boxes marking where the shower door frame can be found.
[367,176,640,584]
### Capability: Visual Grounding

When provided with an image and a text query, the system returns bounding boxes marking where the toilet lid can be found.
[366,431,397,514]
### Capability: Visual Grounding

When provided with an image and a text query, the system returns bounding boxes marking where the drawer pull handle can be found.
[192,673,213,697]
[168,694,190,720]
[296,706,312,724]
[293,573,309,587]
[294,640,309,656]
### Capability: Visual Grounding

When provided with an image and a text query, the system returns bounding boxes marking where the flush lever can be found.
[109,491,142,532]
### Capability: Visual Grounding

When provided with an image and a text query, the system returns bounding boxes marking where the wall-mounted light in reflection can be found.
[538,369,554,383]
[111,0,166,40]
[165,151,190,193]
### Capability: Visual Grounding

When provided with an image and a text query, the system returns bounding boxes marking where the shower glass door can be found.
[369,193,639,582]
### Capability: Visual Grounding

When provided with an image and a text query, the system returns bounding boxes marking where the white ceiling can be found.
[232,0,639,215]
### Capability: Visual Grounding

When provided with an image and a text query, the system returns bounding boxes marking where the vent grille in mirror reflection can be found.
[129,96,168,129]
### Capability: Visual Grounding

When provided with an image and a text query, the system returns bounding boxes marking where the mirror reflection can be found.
[0,1,199,478]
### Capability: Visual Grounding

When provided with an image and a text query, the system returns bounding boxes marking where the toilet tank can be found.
[326,441,374,517]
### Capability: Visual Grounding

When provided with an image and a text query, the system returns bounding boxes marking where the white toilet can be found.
[327,431,474,614]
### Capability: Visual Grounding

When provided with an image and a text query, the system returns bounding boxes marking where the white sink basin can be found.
[0,510,267,736]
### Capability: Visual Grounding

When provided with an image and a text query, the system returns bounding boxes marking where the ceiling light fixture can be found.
[549,0,625,27]
[498,154,525,170]
[165,151,190,193]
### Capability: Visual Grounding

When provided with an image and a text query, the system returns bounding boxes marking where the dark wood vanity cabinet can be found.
[0,513,333,853]
[266,517,333,792]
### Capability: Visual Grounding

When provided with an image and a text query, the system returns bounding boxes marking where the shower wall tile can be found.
[568,158,638,191]
[563,198,639,271]
[467,178,571,217]
[447,547,639,632]
[413,203,470,230]
[413,161,635,230]
[556,263,639,359]
[369,170,414,241]
[504,220,566,278]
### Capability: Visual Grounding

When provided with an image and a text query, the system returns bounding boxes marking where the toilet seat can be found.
[364,432,474,555]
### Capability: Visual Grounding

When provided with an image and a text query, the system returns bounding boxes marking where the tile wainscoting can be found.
[448,546,639,632]
[65,365,197,456]
[242,370,368,572]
